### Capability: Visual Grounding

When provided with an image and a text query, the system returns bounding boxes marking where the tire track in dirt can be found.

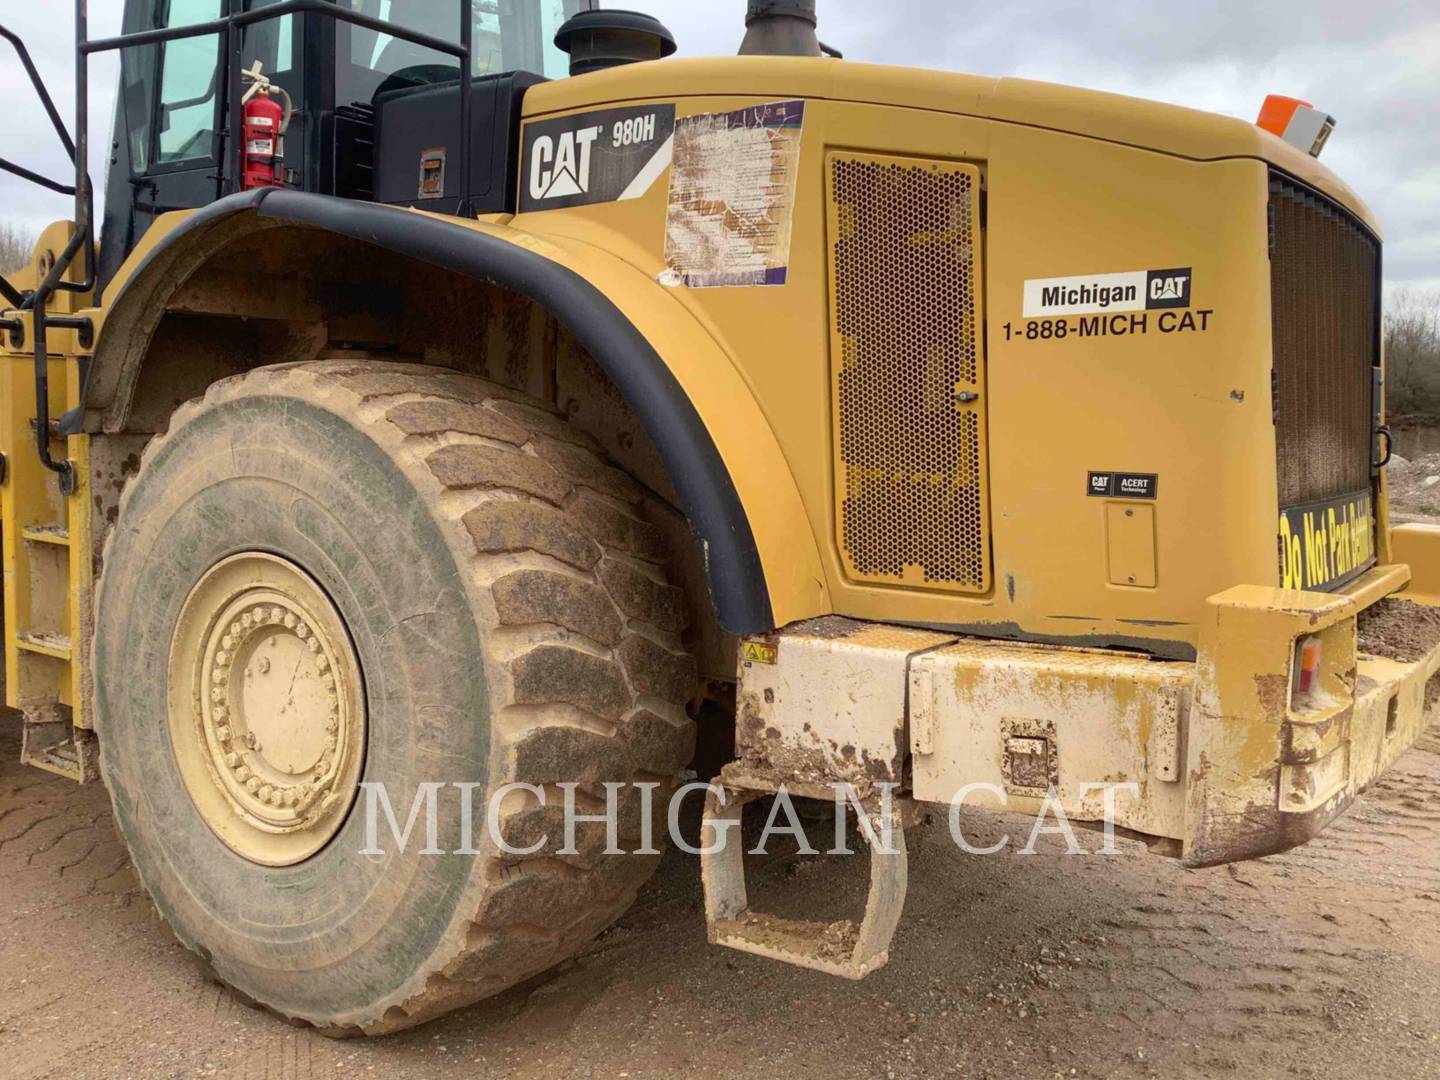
[0,720,1437,1078]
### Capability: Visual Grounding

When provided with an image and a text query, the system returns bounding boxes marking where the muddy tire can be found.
[93,360,697,1033]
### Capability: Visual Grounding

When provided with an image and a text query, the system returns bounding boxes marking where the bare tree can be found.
[0,221,37,275]
[1385,288,1440,416]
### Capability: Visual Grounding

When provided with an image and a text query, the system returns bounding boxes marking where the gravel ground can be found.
[2,717,1438,1080]
[1385,450,1440,522]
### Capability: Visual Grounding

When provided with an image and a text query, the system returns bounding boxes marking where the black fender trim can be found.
[103,189,775,634]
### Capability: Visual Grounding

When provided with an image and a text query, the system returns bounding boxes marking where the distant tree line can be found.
[1386,289,1440,417]
[0,222,36,275]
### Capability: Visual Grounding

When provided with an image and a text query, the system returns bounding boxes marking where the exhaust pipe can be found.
[739,0,823,58]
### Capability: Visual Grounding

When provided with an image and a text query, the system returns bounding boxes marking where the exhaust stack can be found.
[740,0,823,58]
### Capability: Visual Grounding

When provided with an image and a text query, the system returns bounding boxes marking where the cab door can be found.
[99,0,300,289]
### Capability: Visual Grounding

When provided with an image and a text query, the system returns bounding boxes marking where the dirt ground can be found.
[2,719,1438,1080]
[1383,441,1440,523]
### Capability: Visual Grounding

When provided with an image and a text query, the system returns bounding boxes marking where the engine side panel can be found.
[514,91,1280,655]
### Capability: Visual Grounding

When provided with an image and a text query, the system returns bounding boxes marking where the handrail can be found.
[0,23,77,161]
[0,277,25,310]
[85,0,469,62]
[0,19,82,324]
[0,156,76,197]
[79,0,476,239]
[7,0,476,492]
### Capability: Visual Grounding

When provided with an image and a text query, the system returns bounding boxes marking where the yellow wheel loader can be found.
[1,0,1436,1034]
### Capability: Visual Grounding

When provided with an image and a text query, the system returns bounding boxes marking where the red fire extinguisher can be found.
[240,61,292,190]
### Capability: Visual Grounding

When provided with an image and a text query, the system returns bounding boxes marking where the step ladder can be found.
[2,291,97,782]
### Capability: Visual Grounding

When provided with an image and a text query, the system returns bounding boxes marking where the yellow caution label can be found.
[741,639,778,665]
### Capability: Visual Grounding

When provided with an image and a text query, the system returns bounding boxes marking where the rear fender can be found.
[88,190,826,635]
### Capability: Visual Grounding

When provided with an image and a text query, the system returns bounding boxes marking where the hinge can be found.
[1271,367,1280,424]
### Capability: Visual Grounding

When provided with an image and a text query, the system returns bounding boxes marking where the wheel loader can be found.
[2,0,1437,1035]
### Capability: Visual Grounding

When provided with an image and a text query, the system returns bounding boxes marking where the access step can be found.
[15,631,72,660]
[20,524,71,546]
[701,767,910,980]
[20,717,98,783]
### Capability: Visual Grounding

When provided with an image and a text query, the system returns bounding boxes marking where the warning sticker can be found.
[662,99,806,288]
[740,640,778,665]
[1278,489,1375,591]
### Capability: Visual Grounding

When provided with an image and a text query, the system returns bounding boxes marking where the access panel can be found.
[826,153,991,593]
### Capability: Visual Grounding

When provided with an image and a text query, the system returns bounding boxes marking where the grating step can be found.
[16,632,72,660]
[20,728,99,783]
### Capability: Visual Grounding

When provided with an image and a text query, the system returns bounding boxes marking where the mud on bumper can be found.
[1183,556,1440,866]
[735,532,1440,870]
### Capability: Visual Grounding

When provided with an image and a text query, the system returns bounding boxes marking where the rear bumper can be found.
[737,535,1440,870]
[1182,558,1436,866]
[906,555,1438,867]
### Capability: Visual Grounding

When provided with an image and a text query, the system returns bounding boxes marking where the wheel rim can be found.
[168,553,366,866]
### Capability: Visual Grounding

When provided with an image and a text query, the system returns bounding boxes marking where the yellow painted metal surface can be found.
[458,219,830,628]
[11,54,1410,800]
[1,222,94,735]
[1105,503,1157,588]
[904,564,1437,861]
[519,58,1375,229]
[1184,565,1422,864]
[507,72,1291,653]
[1390,524,1440,606]
[911,638,1190,840]
[736,617,957,793]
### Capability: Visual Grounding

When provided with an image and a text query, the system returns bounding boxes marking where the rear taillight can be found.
[1295,635,1323,697]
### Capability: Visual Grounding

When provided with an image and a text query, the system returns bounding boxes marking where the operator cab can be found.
[98,0,592,289]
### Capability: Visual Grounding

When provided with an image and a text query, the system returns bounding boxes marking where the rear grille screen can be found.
[1270,174,1379,512]
[827,153,990,592]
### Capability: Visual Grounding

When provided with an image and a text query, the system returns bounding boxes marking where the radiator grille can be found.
[828,154,990,592]
[1270,174,1379,512]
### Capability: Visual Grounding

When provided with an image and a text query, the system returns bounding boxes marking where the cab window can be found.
[337,0,589,107]
[155,0,223,164]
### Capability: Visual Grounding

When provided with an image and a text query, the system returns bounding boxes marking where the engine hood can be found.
[522,56,1378,235]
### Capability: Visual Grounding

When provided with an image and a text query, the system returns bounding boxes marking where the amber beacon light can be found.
[1256,94,1336,158]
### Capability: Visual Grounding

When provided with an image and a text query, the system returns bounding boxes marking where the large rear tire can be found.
[94,361,697,1033]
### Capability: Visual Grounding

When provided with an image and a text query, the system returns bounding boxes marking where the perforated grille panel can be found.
[827,153,990,592]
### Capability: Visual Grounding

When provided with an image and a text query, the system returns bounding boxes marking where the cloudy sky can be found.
[3,1,1437,289]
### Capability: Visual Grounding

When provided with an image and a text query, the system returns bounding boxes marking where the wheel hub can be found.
[169,554,365,866]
